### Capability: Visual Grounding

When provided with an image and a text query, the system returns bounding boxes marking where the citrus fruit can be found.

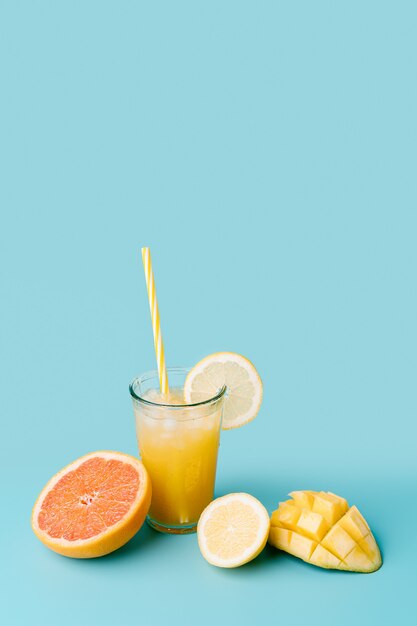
[31,451,152,558]
[197,493,270,568]
[184,352,263,429]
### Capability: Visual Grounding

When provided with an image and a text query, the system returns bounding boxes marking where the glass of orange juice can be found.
[129,367,226,534]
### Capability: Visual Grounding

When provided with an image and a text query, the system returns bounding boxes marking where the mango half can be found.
[269,491,382,572]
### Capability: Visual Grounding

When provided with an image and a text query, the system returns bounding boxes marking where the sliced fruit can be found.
[269,490,382,573]
[197,493,270,568]
[31,451,152,558]
[359,533,381,562]
[184,352,262,429]
[289,531,317,561]
[296,509,329,542]
[312,492,348,525]
[339,505,370,542]
[322,524,356,559]
[269,527,292,551]
[310,545,342,569]
[272,501,300,530]
[289,490,314,510]
[341,546,374,571]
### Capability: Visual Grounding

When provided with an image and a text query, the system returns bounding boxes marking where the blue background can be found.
[1,2,416,624]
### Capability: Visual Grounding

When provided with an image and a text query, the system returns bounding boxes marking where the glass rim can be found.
[129,367,227,409]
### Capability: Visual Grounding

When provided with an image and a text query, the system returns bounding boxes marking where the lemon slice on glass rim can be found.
[183,352,263,430]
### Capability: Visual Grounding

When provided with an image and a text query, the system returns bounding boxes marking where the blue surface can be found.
[1,2,416,624]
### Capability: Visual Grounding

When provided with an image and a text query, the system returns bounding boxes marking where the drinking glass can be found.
[130,367,225,534]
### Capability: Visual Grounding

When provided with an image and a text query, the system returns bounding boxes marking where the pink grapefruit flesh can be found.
[31,451,152,558]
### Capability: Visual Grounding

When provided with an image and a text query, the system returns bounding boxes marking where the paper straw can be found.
[141,247,169,395]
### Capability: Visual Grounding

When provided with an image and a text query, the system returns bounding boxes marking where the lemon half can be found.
[197,493,270,568]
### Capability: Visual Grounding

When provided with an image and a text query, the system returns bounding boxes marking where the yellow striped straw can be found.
[141,247,169,395]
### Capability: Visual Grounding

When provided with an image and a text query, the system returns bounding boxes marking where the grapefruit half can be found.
[31,451,152,558]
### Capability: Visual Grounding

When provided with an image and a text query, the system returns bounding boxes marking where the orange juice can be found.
[131,377,225,533]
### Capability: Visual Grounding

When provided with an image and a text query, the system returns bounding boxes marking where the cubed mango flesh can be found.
[268,490,382,573]
[296,509,329,542]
